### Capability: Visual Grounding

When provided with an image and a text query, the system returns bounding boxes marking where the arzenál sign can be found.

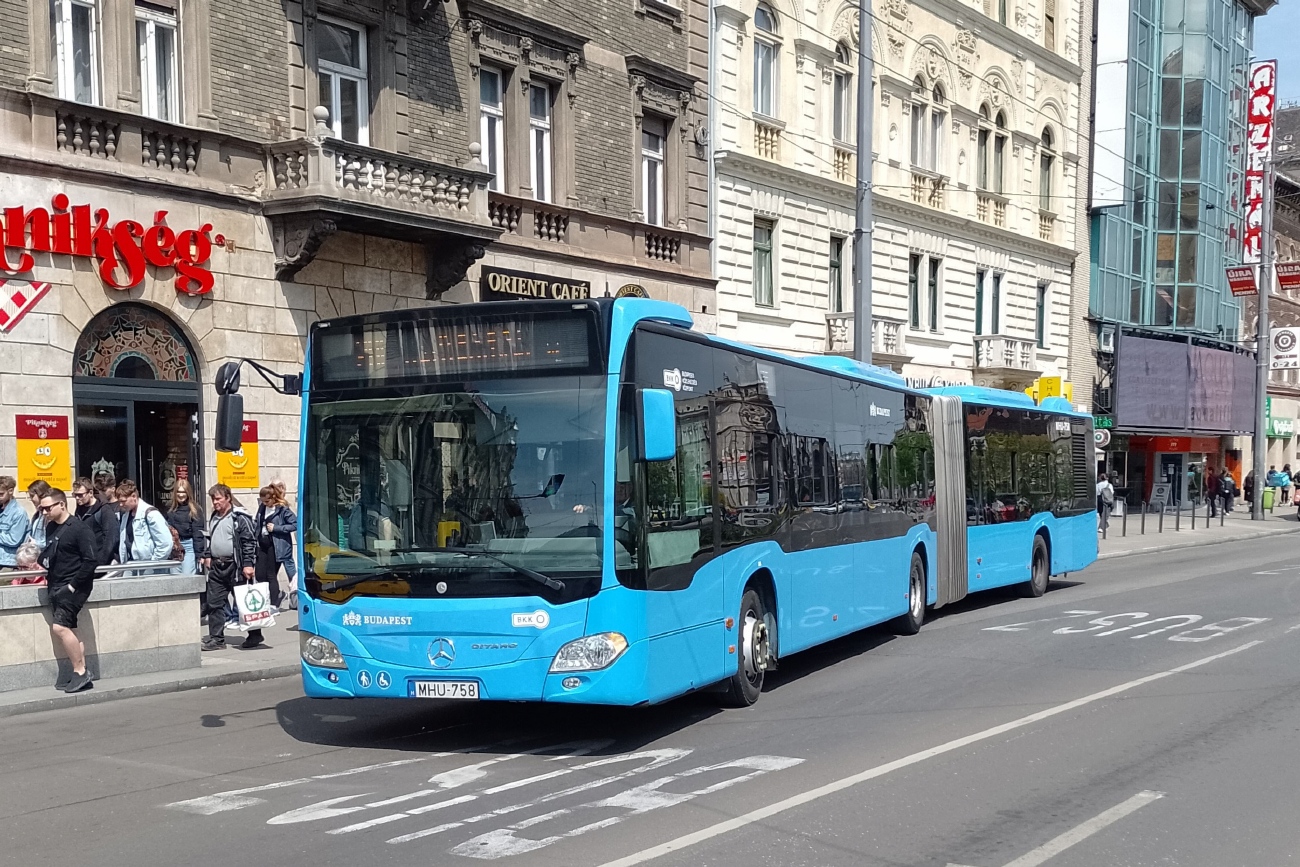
[0,196,221,295]
[481,266,591,302]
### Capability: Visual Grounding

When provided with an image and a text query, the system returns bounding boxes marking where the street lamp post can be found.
[852,0,874,365]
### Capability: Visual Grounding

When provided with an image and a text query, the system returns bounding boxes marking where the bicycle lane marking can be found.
[592,639,1265,867]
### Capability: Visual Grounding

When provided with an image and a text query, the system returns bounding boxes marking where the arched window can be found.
[832,42,853,142]
[977,103,991,189]
[909,78,945,172]
[753,4,780,117]
[1039,126,1056,210]
[994,110,1008,194]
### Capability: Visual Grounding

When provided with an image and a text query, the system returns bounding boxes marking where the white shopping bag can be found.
[234,582,277,630]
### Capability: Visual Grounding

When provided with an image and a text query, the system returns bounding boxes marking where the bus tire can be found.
[1024,535,1050,598]
[894,550,926,635]
[723,588,771,707]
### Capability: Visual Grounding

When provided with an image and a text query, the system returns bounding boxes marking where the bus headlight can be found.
[549,633,629,672]
[300,632,347,669]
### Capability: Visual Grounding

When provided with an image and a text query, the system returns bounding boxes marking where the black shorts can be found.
[51,584,91,629]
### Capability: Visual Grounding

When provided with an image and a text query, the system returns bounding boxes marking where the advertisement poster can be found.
[216,420,259,488]
[15,415,72,490]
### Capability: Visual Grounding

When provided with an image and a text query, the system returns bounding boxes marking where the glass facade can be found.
[1091,0,1253,340]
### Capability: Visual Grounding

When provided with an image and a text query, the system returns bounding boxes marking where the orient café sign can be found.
[0,195,223,297]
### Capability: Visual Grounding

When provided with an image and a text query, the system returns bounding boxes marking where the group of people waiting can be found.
[0,473,299,690]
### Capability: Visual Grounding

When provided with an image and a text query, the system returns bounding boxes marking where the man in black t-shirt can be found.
[38,489,99,693]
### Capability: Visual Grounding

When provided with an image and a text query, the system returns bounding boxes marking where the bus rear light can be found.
[549,633,628,672]
[301,632,348,669]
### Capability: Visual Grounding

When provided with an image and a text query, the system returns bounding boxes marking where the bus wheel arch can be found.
[1024,530,1051,598]
[722,572,777,708]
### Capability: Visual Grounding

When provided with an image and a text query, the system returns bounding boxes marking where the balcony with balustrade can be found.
[972,334,1040,390]
[910,171,946,210]
[825,313,911,371]
[976,192,1008,228]
[754,118,783,161]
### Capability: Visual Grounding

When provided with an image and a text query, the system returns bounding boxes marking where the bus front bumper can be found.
[299,638,651,705]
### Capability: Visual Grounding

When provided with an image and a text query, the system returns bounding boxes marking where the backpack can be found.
[1101,485,1115,506]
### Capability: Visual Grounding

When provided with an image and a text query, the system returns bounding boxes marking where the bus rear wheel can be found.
[894,551,926,635]
[723,588,771,707]
[1023,535,1050,598]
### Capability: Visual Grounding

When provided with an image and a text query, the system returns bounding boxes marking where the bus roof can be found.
[925,385,1089,417]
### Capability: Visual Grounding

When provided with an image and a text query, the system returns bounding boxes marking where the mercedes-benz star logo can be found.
[428,637,456,669]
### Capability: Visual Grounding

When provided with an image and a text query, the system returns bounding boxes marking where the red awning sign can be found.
[1226,266,1257,296]
[1277,262,1300,291]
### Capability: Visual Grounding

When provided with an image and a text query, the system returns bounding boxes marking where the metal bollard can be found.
[1141,501,1147,534]
[1122,504,1128,537]
[1191,501,1197,530]
[1176,505,1181,532]
[1159,505,1165,533]
[1221,505,1226,527]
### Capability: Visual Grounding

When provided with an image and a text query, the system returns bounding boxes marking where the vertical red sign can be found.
[1244,60,1277,264]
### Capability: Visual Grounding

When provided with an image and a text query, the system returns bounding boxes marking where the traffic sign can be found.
[1095,429,1112,448]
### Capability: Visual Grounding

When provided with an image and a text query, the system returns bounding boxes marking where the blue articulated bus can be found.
[224,297,1094,707]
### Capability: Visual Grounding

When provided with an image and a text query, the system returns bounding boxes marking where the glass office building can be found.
[1090,0,1258,340]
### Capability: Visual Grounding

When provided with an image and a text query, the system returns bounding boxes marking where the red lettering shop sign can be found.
[0,195,223,295]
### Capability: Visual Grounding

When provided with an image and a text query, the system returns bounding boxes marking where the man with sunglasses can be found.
[37,489,98,693]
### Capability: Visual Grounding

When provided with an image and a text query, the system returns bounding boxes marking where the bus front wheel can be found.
[1024,535,1050,598]
[723,588,771,707]
[894,551,926,635]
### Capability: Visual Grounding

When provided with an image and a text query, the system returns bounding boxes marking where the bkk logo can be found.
[0,196,222,295]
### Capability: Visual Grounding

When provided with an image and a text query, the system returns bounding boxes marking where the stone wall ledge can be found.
[0,574,205,610]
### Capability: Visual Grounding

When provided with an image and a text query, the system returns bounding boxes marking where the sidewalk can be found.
[0,611,302,718]
[1098,502,1300,560]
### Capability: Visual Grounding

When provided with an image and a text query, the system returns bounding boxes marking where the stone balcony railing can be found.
[977,192,1008,228]
[972,334,1039,389]
[489,192,710,275]
[910,170,946,210]
[754,117,783,160]
[833,145,853,183]
[825,313,910,369]
[1039,211,1056,242]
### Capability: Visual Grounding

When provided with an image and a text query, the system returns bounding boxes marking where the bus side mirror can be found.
[639,388,676,462]
[215,393,245,452]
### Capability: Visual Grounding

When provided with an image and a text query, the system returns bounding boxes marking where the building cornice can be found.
[926,0,1084,83]
[716,150,1078,265]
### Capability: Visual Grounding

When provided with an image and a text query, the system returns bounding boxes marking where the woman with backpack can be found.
[255,484,297,610]
[167,479,206,575]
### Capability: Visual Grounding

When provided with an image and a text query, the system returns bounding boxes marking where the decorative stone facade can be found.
[710,0,1088,392]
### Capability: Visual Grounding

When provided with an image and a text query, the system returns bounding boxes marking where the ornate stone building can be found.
[708,0,1088,391]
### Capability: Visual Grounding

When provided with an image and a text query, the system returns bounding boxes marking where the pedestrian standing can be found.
[38,489,99,693]
[269,479,299,608]
[1096,472,1115,532]
[257,483,297,611]
[0,476,28,571]
[167,479,206,575]
[1283,464,1293,506]
[115,480,174,569]
[26,480,51,549]
[1206,467,1221,518]
[1222,471,1236,513]
[72,477,120,566]
[1245,470,1256,506]
[201,484,256,651]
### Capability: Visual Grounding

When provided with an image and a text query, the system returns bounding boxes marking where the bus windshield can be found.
[302,375,607,597]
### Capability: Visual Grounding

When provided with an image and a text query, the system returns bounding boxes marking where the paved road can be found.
[5,536,1300,867]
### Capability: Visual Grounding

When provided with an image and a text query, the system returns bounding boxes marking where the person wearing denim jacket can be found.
[0,476,27,568]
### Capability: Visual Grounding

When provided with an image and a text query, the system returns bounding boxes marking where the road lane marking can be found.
[593,640,1264,867]
[983,612,1102,632]
[997,790,1163,867]
[944,790,1163,867]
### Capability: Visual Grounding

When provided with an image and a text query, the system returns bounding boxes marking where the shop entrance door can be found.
[74,383,202,506]
[1158,453,1186,506]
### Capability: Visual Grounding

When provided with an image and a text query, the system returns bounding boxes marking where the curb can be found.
[1098,524,1300,560]
[0,663,300,718]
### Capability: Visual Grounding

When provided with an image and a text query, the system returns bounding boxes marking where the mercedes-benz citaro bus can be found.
[216,297,1096,707]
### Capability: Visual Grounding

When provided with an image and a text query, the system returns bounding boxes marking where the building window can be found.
[1036,282,1049,348]
[975,268,986,334]
[479,67,505,192]
[829,236,845,313]
[909,80,945,172]
[53,0,99,105]
[529,82,553,202]
[908,254,921,329]
[977,106,990,190]
[994,112,1007,194]
[998,0,1007,25]
[641,115,667,226]
[1039,127,1056,211]
[754,219,775,307]
[928,257,941,332]
[753,4,779,118]
[136,2,178,122]
[991,272,1002,333]
[832,43,852,142]
[316,17,368,145]
[1044,0,1056,50]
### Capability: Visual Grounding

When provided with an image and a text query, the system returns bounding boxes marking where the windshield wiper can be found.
[321,549,565,594]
